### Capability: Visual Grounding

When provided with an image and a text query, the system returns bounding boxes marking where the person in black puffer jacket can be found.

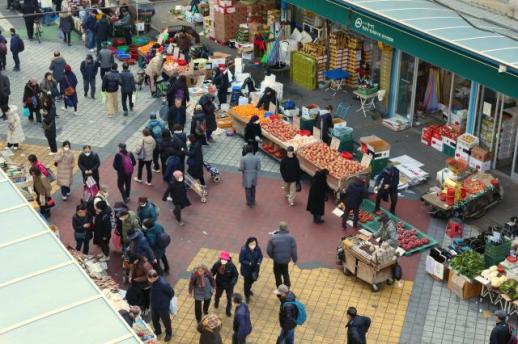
[78,144,101,185]
[490,310,512,344]
[275,285,298,344]
[80,54,98,98]
[102,63,120,117]
[280,146,301,206]
[72,203,93,254]
[346,307,371,344]
[211,251,238,317]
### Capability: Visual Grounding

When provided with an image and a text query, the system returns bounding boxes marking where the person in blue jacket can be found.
[127,228,155,264]
[142,218,169,274]
[341,177,369,231]
[374,164,400,214]
[9,28,23,71]
[148,270,174,342]
[136,196,158,224]
[232,293,252,344]
[239,237,263,304]
[145,113,166,172]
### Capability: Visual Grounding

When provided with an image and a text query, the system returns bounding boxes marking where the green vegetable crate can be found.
[484,239,511,267]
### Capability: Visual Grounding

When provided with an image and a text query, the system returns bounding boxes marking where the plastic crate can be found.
[484,239,511,265]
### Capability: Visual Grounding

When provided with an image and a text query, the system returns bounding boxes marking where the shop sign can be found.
[352,16,394,44]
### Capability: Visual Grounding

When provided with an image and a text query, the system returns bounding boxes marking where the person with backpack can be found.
[189,264,216,323]
[164,170,190,226]
[274,284,305,344]
[0,31,8,71]
[346,307,371,344]
[119,62,136,116]
[135,128,156,185]
[113,143,136,203]
[136,196,159,224]
[145,113,166,172]
[232,293,252,344]
[211,251,239,317]
[9,28,23,71]
[102,63,120,117]
[142,219,170,274]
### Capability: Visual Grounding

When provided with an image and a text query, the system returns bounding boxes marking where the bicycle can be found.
[33,18,43,44]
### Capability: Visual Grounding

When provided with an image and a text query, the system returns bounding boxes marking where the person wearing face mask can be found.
[93,200,112,261]
[239,237,263,304]
[54,140,75,201]
[22,79,42,122]
[148,269,174,342]
[211,251,239,317]
[40,94,58,154]
[93,185,110,209]
[189,264,216,323]
[164,170,191,226]
[244,115,262,154]
[78,144,101,185]
[167,98,186,132]
[136,196,159,225]
[239,144,261,208]
[40,72,59,101]
[113,143,136,203]
[280,146,301,207]
[274,284,298,344]
[117,209,140,249]
[72,203,93,254]
[80,54,98,99]
[142,218,170,274]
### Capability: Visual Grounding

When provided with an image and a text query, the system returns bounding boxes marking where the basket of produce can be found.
[261,119,298,142]
[499,279,518,299]
[230,104,266,123]
[447,158,468,175]
[449,250,486,279]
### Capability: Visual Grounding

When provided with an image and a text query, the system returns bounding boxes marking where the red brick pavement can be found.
[52,155,430,285]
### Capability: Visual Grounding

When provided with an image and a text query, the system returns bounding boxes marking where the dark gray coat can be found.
[119,70,136,93]
[97,49,114,69]
[266,229,297,264]
[49,57,66,82]
[238,153,261,188]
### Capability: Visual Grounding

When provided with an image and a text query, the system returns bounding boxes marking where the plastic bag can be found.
[169,296,178,316]
[58,28,65,40]
[131,92,137,105]
[100,91,107,104]
[110,231,123,253]
[22,106,30,117]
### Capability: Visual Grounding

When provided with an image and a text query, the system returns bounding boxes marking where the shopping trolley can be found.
[184,172,208,203]
[203,161,221,183]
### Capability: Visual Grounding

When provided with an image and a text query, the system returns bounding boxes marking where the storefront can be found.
[284,0,518,181]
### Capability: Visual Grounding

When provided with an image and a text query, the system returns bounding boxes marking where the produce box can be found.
[355,86,379,96]
[447,270,482,300]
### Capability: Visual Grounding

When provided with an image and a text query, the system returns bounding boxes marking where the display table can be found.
[353,89,378,118]
[324,69,350,96]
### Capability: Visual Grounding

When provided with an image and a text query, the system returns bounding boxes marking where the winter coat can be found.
[164,156,182,182]
[84,14,96,31]
[136,202,158,224]
[239,245,263,279]
[93,208,112,245]
[210,260,238,289]
[143,223,166,259]
[102,70,120,93]
[145,53,163,77]
[189,270,215,301]
[266,229,297,264]
[170,179,191,208]
[32,175,51,200]
[197,316,223,344]
[23,83,42,109]
[59,12,74,33]
[54,149,75,187]
[32,160,49,177]
[168,106,186,128]
[113,151,136,176]
[80,60,98,81]
[114,13,131,30]
[159,136,175,160]
[94,18,112,42]
[239,153,261,188]
[150,276,173,313]
[119,70,136,93]
[40,77,58,97]
[345,179,368,209]
[490,322,512,344]
[346,315,371,344]
[256,89,277,110]
[280,156,300,183]
[244,122,261,144]
[233,303,252,341]
[9,34,23,54]
[190,110,207,138]
[306,171,328,216]
[0,72,10,97]
[6,106,25,144]
[135,136,156,162]
[129,231,155,262]
[97,49,115,70]
[316,112,334,143]
[42,105,56,138]
[146,119,166,145]
[202,101,217,132]
[375,166,400,192]
[60,72,79,106]
[279,292,298,331]
[187,140,204,179]
[120,211,140,244]
[78,152,100,176]
[49,57,67,82]
[72,213,92,235]
[168,80,189,107]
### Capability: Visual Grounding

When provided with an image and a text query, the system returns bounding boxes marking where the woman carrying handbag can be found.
[30,166,53,220]
[60,64,78,115]
[134,128,156,186]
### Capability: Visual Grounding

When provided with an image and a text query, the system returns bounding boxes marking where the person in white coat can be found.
[3,105,25,149]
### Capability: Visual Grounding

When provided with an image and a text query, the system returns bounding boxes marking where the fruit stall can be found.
[229,104,266,136]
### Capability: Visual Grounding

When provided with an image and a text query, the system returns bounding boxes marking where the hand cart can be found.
[185,172,208,203]
[203,161,221,183]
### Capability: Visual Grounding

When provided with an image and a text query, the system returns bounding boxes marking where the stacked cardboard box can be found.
[302,43,326,82]
[469,145,492,171]
[329,31,348,70]
[346,36,363,88]
[213,0,247,43]
[497,113,518,160]
[379,45,393,108]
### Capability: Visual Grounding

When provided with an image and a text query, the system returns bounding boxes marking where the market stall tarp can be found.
[0,170,140,343]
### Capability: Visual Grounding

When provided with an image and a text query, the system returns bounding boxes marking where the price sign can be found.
[293,115,300,129]
[330,137,340,151]
[360,153,372,168]
[313,127,321,141]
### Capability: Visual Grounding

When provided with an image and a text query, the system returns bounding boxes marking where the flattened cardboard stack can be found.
[302,42,326,82]
[329,31,348,70]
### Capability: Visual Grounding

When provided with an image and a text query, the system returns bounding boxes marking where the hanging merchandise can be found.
[423,68,440,113]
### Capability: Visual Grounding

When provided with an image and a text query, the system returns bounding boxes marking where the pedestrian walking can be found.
[119,62,136,116]
[83,10,97,51]
[148,270,174,342]
[142,219,170,274]
[94,14,111,53]
[232,293,252,344]
[274,284,302,344]
[170,126,187,172]
[145,50,163,97]
[54,140,75,201]
[21,0,38,40]
[159,130,175,175]
[135,128,156,185]
[97,42,114,78]
[198,314,223,344]
[145,113,166,172]
[22,79,42,122]
[136,196,159,224]
[80,54,98,98]
[30,166,52,219]
[341,177,368,232]
[199,94,217,143]
[165,170,190,226]
[190,105,207,145]
[102,63,120,117]
[9,28,23,71]
[61,64,78,115]
[78,145,100,185]
[0,31,8,71]
[187,134,205,185]
[211,251,239,317]
[93,200,111,261]
[346,307,371,344]
[213,67,230,106]
[4,105,25,149]
[59,1,74,46]
[28,154,49,176]
[72,203,93,254]
[49,51,66,91]
[280,146,301,206]
[239,144,261,207]
[315,105,334,145]
[40,72,59,101]
[189,264,216,323]
[267,221,297,288]
[374,164,400,215]
[0,71,10,118]
[244,115,262,154]
[306,169,329,224]
[41,94,58,154]
[167,98,186,131]
[168,75,189,107]
[239,237,263,304]
[113,143,136,203]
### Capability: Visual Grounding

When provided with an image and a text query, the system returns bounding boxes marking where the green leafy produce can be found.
[449,251,486,279]
[500,279,517,294]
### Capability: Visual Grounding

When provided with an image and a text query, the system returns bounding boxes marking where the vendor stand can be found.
[0,151,33,201]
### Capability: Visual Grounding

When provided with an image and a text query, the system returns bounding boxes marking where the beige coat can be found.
[6,106,25,144]
[54,149,75,187]
[145,53,164,77]
[135,136,156,162]
[33,175,52,204]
